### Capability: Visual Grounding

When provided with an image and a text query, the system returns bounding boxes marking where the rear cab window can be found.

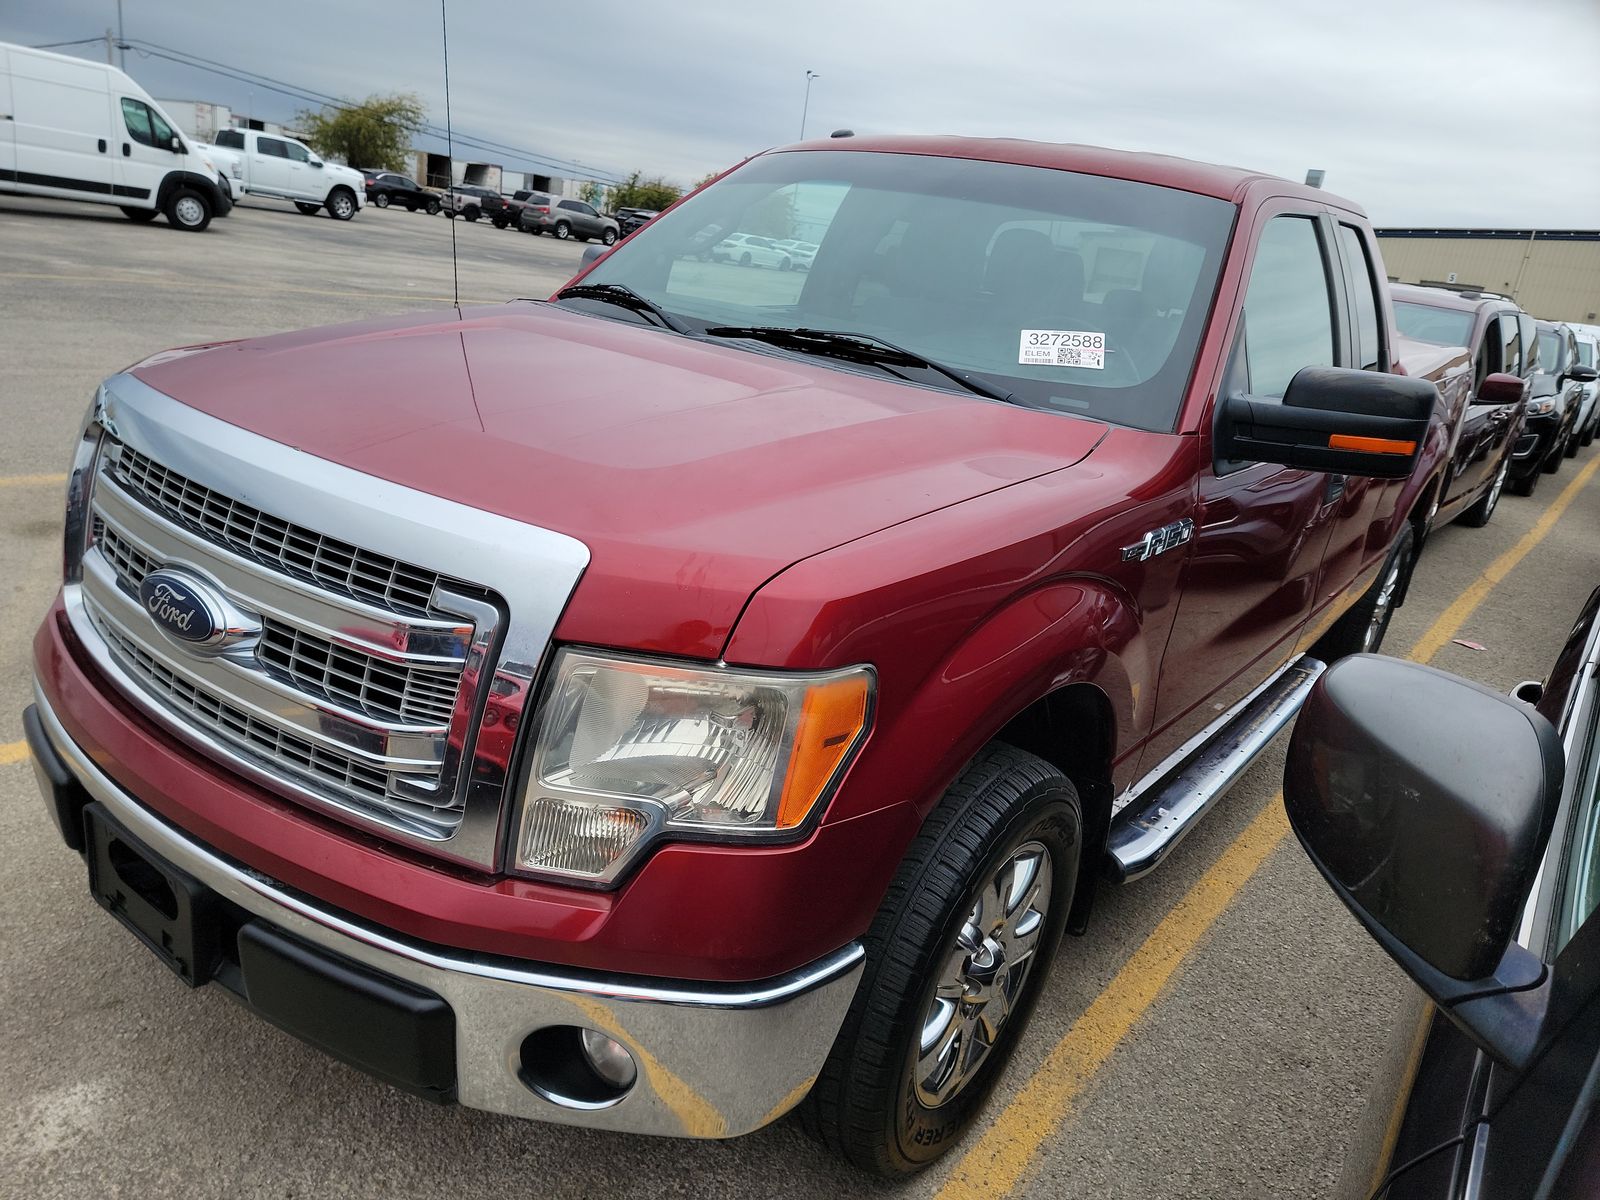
[214,129,244,150]
[1334,224,1385,371]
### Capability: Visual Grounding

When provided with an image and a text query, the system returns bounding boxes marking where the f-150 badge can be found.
[1122,518,1195,563]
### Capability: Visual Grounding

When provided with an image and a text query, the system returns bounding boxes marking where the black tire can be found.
[1564,429,1580,458]
[464,207,480,223]
[1509,467,1540,498]
[601,227,618,246]
[780,257,793,272]
[802,744,1081,1177]
[527,225,542,235]
[327,189,357,221]
[554,221,571,240]
[1457,456,1510,528]
[163,186,212,232]
[295,201,321,216]
[425,199,441,215]
[120,206,159,223]
[740,251,753,267]
[1542,444,1563,474]
[1314,526,1415,660]
[374,193,391,208]
[1583,424,1596,448]
[492,216,508,229]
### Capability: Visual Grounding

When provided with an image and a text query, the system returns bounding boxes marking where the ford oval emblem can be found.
[139,569,231,648]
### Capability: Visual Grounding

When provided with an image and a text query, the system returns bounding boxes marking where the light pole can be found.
[800,70,819,140]
[116,0,125,69]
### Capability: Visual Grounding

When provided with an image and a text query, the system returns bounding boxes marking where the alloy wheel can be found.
[914,841,1052,1108]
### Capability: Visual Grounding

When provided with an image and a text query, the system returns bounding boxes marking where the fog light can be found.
[580,1028,638,1090]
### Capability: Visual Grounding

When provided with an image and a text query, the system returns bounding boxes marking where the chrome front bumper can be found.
[30,683,864,1138]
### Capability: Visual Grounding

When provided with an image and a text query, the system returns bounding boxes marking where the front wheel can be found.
[1314,526,1415,660]
[163,187,212,232]
[1457,456,1509,528]
[425,199,441,215]
[492,216,508,229]
[601,227,618,245]
[295,201,321,216]
[464,207,480,222]
[1509,467,1540,497]
[802,744,1080,1176]
[327,189,356,220]
[740,252,753,267]
[1565,429,1581,458]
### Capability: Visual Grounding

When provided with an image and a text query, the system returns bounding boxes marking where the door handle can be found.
[123,143,131,156]
[98,138,107,152]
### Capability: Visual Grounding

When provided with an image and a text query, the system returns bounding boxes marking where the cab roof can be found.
[773,134,1361,212]
[1390,282,1521,314]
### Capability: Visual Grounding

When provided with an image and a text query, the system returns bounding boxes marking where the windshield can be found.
[1392,300,1474,348]
[1538,331,1560,374]
[575,150,1236,431]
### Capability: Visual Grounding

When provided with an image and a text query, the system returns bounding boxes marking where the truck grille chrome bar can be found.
[62,375,591,869]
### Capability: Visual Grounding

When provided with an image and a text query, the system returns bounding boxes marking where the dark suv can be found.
[362,171,439,214]
[520,197,619,243]
[1390,284,1532,510]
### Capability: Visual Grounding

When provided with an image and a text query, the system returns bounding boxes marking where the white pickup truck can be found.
[209,128,365,220]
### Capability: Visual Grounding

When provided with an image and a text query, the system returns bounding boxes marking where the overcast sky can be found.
[6,0,1598,225]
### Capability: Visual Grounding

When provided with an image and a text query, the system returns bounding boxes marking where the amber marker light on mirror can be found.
[1329,434,1417,455]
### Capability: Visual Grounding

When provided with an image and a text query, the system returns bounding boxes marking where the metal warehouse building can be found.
[1376,230,1600,325]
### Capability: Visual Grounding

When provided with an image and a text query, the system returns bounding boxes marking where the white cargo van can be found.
[0,41,231,230]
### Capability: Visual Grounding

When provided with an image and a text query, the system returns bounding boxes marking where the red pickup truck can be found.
[26,136,1447,1175]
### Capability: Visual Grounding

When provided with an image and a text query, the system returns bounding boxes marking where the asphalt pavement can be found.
[2,193,1598,1199]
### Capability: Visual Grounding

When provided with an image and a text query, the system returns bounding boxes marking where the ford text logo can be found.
[138,569,259,653]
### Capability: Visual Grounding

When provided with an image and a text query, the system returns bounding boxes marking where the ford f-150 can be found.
[26,135,1449,1175]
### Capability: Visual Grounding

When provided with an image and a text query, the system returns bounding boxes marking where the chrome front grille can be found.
[98,621,393,804]
[105,438,450,617]
[62,375,592,869]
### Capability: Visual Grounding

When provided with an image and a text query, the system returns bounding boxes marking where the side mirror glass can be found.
[1285,656,1565,1066]
[1215,366,1435,478]
[1477,371,1525,405]
[1568,364,1599,384]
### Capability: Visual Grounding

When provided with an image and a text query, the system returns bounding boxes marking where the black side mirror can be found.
[1567,364,1598,384]
[1215,367,1436,478]
[310,159,324,170]
[1477,371,1525,405]
[1285,656,1565,1068]
[169,135,183,153]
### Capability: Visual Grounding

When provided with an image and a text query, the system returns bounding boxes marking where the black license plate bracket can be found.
[84,802,222,987]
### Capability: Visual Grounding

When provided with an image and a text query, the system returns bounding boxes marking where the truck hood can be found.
[131,303,1108,658]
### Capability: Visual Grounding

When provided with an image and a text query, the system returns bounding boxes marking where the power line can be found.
[30,37,109,49]
[106,37,621,183]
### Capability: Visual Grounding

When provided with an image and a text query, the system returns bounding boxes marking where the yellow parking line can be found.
[0,472,67,488]
[1411,454,1600,662]
[934,456,1600,1199]
[0,740,29,766]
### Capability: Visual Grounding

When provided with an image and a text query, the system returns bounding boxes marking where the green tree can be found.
[740,186,796,239]
[579,179,609,208]
[296,93,425,172]
[607,170,682,212]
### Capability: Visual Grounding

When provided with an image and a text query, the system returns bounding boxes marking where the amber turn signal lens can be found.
[1329,433,1416,455]
[776,673,872,828]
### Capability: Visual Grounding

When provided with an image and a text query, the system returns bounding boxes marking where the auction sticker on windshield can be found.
[1019,330,1106,369]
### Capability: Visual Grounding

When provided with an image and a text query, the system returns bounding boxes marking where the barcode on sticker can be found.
[1019,330,1106,369]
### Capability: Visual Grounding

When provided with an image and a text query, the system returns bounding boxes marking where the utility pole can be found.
[104,28,115,65]
[116,0,126,68]
[800,70,819,140]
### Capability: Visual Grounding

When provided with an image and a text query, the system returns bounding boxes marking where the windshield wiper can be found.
[702,326,1015,404]
[554,283,694,336]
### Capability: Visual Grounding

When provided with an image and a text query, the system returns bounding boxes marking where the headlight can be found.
[512,649,874,885]
[1526,397,1556,417]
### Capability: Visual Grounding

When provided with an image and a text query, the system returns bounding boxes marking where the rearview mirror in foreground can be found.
[1284,655,1564,1068]
[1216,366,1436,477]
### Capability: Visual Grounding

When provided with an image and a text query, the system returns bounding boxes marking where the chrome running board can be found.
[1106,656,1326,883]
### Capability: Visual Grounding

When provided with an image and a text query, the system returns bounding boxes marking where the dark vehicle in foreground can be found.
[363,171,440,214]
[27,136,1447,1175]
[612,207,659,237]
[521,196,618,242]
[1286,584,1600,1199]
[1391,283,1535,510]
